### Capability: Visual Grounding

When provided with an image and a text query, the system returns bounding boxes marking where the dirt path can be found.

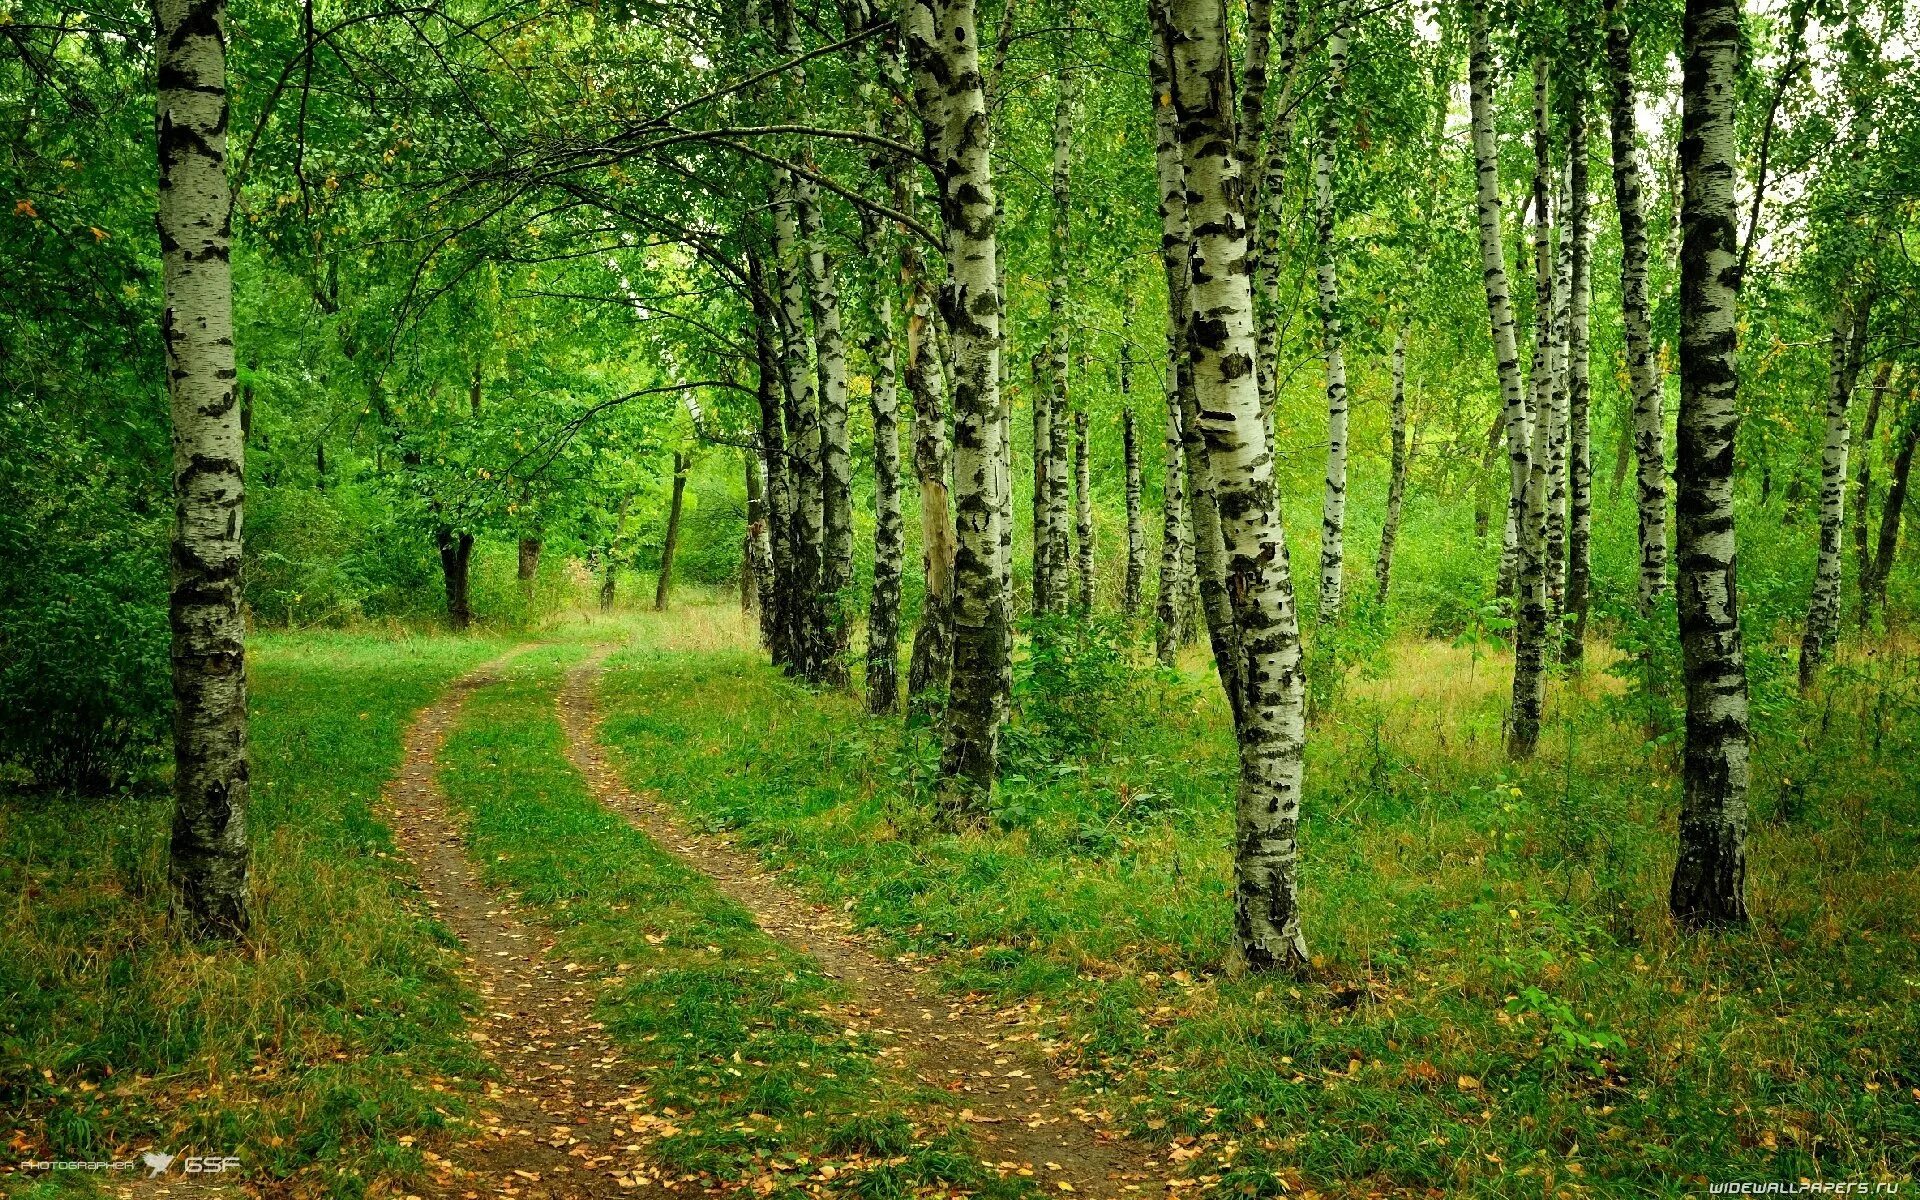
[378,651,665,1199]
[557,647,1153,1198]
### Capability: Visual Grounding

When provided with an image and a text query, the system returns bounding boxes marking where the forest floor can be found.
[4,602,1917,1199]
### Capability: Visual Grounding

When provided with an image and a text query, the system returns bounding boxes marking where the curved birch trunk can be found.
[1605,0,1669,610]
[1374,326,1409,604]
[1669,0,1751,930]
[905,0,1009,804]
[1867,382,1919,616]
[1467,3,1532,631]
[1564,88,1595,661]
[1798,294,1870,689]
[1850,362,1892,629]
[1162,0,1309,972]
[655,452,688,612]
[1150,13,1246,725]
[1312,19,1350,625]
[161,0,249,938]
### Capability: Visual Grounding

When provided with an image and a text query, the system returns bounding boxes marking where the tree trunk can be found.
[772,175,824,679]
[1374,326,1409,604]
[437,528,474,631]
[1123,399,1145,617]
[1851,362,1893,629]
[160,0,249,939]
[1605,0,1670,611]
[798,186,855,687]
[517,536,542,601]
[1041,41,1077,617]
[1669,0,1752,930]
[600,562,617,612]
[1161,0,1310,973]
[905,0,1010,805]
[1252,0,1300,421]
[1150,13,1246,726]
[906,271,958,709]
[748,249,793,659]
[1470,3,1532,617]
[1312,16,1350,625]
[655,452,688,612]
[1508,49,1556,760]
[744,448,772,621]
[1564,85,1595,662]
[1074,408,1094,611]
[1868,382,1919,616]
[1798,293,1871,688]
[1156,378,1189,665]
[1545,172,1572,621]
[867,289,905,714]
[1031,350,1053,613]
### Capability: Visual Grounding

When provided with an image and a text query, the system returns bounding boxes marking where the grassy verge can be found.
[594,603,1920,1198]
[434,645,1011,1198]
[2,630,509,1198]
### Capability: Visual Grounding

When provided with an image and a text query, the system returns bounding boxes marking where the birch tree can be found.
[1313,15,1351,625]
[904,0,1010,805]
[1374,326,1409,603]
[1798,293,1872,689]
[1604,0,1669,610]
[1160,0,1310,971]
[1669,0,1752,930]
[159,0,249,938]
[1564,73,1595,661]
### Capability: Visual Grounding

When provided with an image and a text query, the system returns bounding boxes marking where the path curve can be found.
[380,650,665,1199]
[558,647,1152,1197]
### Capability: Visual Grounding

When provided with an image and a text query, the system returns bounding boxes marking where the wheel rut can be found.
[380,649,666,1199]
[558,646,1153,1198]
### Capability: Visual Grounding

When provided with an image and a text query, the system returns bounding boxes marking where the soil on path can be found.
[558,647,1153,1198]
[378,650,666,1200]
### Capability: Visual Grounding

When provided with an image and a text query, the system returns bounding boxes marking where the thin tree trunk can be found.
[798,186,855,687]
[1074,409,1094,611]
[1374,325,1409,604]
[1509,49,1556,760]
[1150,13,1246,725]
[1470,4,1531,614]
[160,0,248,938]
[437,528,474,631]
[744,448,772,622]
[1162,0,1310,973]
[1156,376,1188,665]
[517,536,542,599]
[1545,173,1572,620]
[867,288,905,714]
[655,452,688,612]
[1669,0,1752,930]
[1799,293,1871,688]
[1605,0,1669,610]
[1851,362,1893,629]
[1312,15,1350,625]
[905,260,957,709]
[1043,39,1077,616]
[1868,383,1919,616]
[748,248,794,660]
[905,0,1010,804]
[1031,350,1052,612]
[1565,85,1595,661]
[1123,399,1145,616]
[600,561,617,612]
[1252,0,1300,420]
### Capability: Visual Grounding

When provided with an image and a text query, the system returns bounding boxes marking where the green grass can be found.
[434,644,1013,1198]
[594,604,1920,1199]
[1,630,509,1197]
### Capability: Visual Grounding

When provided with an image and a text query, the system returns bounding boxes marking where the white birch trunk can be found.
[1313,20,1350,625]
